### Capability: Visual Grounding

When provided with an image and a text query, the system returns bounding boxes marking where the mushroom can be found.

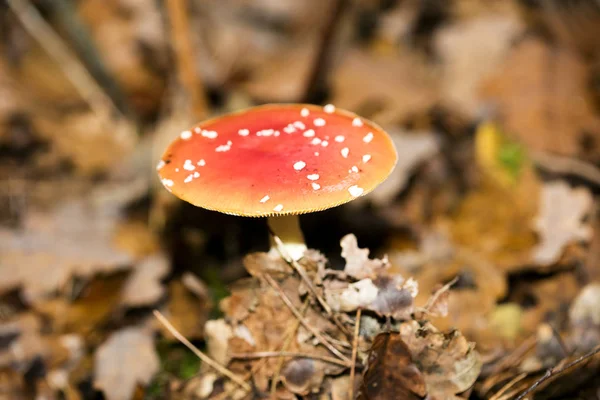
[156,104,397,260]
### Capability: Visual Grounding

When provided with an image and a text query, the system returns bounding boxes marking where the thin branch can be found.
[165,0,208,119]
[51,0,131,116]
[349,308,362,400]
[6,0,126,123]
[152,310,250,391]
[423,276,458,314]
[302,0,349,103]
[515,345,600,400]
[531,150,600,186]
[272,234,351,337]
[263,274,351,364]
[230,351,349,368]
[489,373,527,400]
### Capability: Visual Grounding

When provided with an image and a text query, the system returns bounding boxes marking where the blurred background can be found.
[2,0,600,398]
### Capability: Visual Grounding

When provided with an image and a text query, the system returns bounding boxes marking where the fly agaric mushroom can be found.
[157,104,397,260]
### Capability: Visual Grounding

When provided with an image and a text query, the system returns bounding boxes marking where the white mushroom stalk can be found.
[267,215,307,261]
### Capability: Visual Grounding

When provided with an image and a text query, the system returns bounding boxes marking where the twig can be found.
[349,308,362,400]
[263,274,351,364]
[423,276,458,314]
[549,324,570,357]
[514,345,600,400]
[165,0,208,119]
[489,373,527,400]
[152,310,250,391]
[481,335,537,396]
[230,351,349,368]
[6,0,126,124]
[531,150,600,186]
[302,0,349,103]
[272,234,351,337]
[50,0,131,116]
[215,302,309,400]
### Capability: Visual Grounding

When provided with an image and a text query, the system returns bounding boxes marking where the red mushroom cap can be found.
[156,104,397,217]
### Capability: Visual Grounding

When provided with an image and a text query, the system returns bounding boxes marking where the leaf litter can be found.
[3,0,600,398]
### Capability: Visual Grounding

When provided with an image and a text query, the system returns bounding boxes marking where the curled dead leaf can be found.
[398,321,481,398]
[341,234,388,280]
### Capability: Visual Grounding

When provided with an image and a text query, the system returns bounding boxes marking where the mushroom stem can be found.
[267,215,307,261]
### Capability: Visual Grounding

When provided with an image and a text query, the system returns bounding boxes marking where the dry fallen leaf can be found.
[357,332,427,400]
[391,230,507,349]
[398,320,481,399]
[532,181,594,266]
[570,283,600,327]
[120,254,170,308]
[77,0,167,116]
[480,37,600,162]
[204,318,233,366]
[332,276,417,320]
[340,234,388,280]
[331,48,439,126]
[434,14,523,117]
[569,282,600,353]
[0,197,133,302]
[94,325,159,400]
[161,275,211,341]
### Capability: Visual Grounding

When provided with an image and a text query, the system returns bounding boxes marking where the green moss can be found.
[497,140,526,181]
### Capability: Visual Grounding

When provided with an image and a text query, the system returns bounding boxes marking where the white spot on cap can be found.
[161,178,174,187]
[351,166,359,173]
[362,154,371,163]
[348,185,364,197]
[321,140,329,147]
[293,121,306,130]
[303,129,315,137]
[341,147,349,158]
[324,104,335,113]
[193,127,202,134]
[314,118,326,127]
[156,160,166,170]
[312,182,321,190]
[301,108,310,117]
[238,129,249,136]
[197,159,206,166]
[311,138,322,145]
[175,168,179,172]
[257,129,275,137]
[183,160,195,171]
[352,117,363,127]
[363,132,374,143]
[314,152,319,156]
[273,204,284,212]
[274,131,280,136]
[284,124,296,134]
[293,161,306,171]
[307,174,319,181]
[184,174,193,183]
[193,172,200,178]
[180,130,192,140]
[216,141,232,152]
[335,135,345,143]
[260,195,270,203]
[202,130,218,139]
